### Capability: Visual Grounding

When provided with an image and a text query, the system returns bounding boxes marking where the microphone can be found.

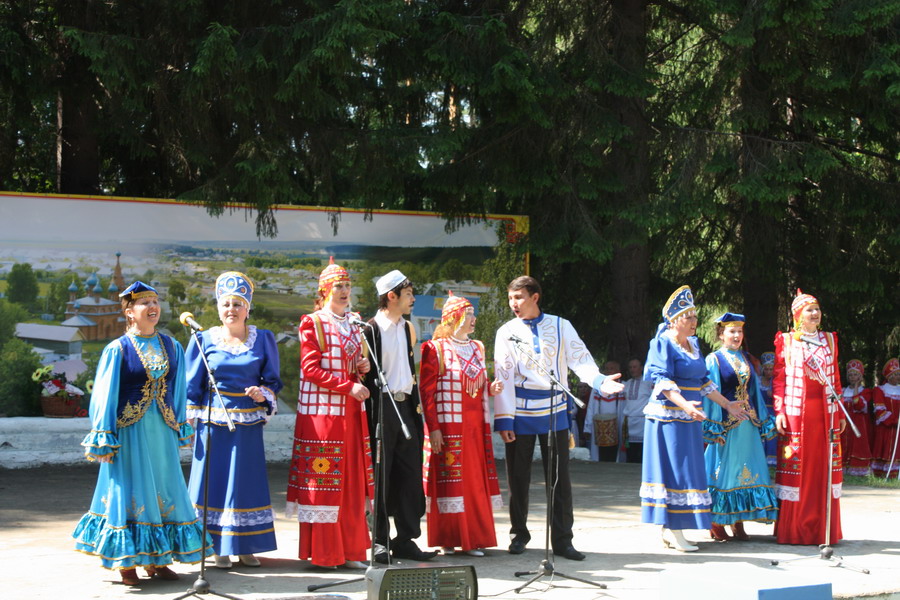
[348,315,370,328]
[179,312,204,332]
[508,334,525,344]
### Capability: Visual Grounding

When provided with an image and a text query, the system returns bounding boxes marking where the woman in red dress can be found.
[872,358,900,479]
[285,259,373,568]
[420,293,503,556]
[773,290,845,545]
[840,359,873,476]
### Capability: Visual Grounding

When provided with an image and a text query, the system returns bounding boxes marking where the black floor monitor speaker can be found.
[365,564,477,600]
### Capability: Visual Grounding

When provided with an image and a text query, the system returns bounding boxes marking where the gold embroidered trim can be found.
[118,334,177,431]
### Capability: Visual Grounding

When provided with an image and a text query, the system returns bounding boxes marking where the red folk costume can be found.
[840,359,873,476]
[420,294,501,552]
[286,260,374,567]
[872,358,900,479]
[772,290,843,545]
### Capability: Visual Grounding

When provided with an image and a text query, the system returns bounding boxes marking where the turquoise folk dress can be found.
[702,349,778,526]
[186,325,282,556]
[73,333,211,570]
[640,333,715,529]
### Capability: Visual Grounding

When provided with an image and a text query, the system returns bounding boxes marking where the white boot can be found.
[662,527,699,552]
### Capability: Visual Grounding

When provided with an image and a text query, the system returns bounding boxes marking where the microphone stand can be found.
[308,319,411,593]
[175,328,241,599]
[770,340,869,575]
[506,338,606,593]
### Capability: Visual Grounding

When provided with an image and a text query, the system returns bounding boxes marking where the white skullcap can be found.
[375,270,407,296]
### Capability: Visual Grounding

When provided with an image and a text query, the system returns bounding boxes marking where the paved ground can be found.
[1,460,898,600]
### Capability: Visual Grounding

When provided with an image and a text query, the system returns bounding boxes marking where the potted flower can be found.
[32,365,86,418]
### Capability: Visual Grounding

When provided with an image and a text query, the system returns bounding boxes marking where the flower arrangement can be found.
[31,365,87,417]
[32,365,85,397]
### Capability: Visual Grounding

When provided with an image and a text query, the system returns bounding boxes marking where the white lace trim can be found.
[261,387,277,419]
[651,380,681,399]
[776,484,839,500]
[643,404,693,420]
[700,381,718,396]
[640,484,711,506]
[210,325,259,355]
[197,506,275,528]
[285,502,339,523]
[187,404,268,424]
[775,485,800,502]
[437,496,465,514]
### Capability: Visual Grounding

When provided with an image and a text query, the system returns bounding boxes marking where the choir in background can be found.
[72,267,900,585]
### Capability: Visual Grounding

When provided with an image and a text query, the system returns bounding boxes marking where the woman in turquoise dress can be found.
[703,313,778,542]
[186,272,282,569]
[73,281,211,586]
[640,286,749,552]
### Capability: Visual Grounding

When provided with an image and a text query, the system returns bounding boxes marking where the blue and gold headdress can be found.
[216,271,254,306]
[760,352,775,366]
[663,285,695,323]
[714,312,745,327]
[119,280,157,302]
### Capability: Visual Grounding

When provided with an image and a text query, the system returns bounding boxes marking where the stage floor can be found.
[1,460,897,600]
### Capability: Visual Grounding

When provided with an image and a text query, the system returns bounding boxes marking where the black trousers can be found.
[505,429,574,551]
[597,445,618,462]
[625,442,643,464]
[372,395,425,547]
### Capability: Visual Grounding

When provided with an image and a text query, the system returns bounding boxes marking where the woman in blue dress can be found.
[640,286,748,552]
[73,281,210,586]
[757,352,778,467]
[702,313,778,542]
[186,272,282,569]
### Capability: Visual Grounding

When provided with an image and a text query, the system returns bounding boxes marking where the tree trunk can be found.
[736,49,780,355]
[607,0,651,365]
[56,0,100,195]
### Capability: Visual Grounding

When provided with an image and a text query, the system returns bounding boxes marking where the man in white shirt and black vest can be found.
[494,276,624,560]
[363,270,437,563]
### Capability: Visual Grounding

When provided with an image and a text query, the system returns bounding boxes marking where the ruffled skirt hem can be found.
[73,512,212,569]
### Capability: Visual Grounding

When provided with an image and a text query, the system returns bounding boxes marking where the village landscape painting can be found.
[0,193,526,415]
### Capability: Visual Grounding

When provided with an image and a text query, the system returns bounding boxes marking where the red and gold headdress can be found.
[317,256,350,299]
[791,288,819,340]
[846,359,864,376]
[883,358,900,381]
[440,291,473,333]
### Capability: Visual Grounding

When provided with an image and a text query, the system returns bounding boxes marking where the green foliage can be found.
[0,338,43,416]
[474,236,527,364]
[6,263,39,308]
[0,298,28,346]
[1,0,898,369]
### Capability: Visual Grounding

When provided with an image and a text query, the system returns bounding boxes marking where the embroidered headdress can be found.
[663,285,695,323]
[846,359,864,377]
[883,358,900,381]
[441,291,473,332]
[714,312,745,327]
[119,280,157,302]
[791,288,819,340]
[760,352,775,366]
[216,271,253,306]
[317,256,350,298]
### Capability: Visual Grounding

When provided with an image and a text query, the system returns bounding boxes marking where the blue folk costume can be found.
[702,313,778,526]
[186,272,282,556]
[640,286,715,529]
[759,352,778,466]
[73,282,211,570]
